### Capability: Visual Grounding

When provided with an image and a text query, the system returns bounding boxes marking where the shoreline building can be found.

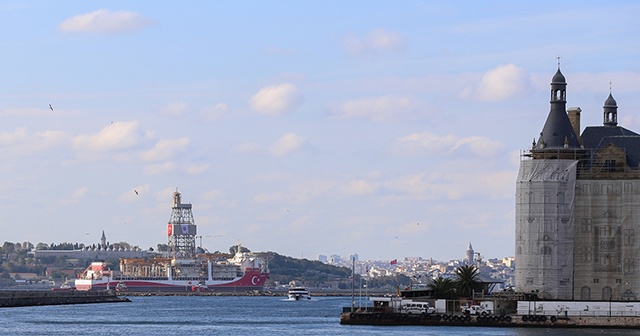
[515,65,640,301]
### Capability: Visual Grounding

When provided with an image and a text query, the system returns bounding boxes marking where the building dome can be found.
[551,68,566,83]
[604,93,617,107]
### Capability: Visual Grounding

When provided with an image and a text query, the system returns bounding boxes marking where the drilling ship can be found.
[74,191,269,292]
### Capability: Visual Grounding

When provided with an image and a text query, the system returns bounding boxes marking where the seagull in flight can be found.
[134,189,139,195]
[49,104,54,111]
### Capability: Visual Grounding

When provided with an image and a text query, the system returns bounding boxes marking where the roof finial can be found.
[609,80,612,93]
[556,56,562,69]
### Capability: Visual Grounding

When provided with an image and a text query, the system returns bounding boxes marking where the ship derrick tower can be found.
[167,191,197,259]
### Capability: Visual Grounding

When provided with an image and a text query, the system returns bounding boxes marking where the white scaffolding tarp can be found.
[515,160,577,300]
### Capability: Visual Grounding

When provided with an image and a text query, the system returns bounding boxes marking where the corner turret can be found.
[603,92,618,127]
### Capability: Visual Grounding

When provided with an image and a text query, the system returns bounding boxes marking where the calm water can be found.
[1,295,640,335]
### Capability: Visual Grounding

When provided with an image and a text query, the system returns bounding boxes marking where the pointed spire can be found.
[603,88,618,127]
[535,64,579,149]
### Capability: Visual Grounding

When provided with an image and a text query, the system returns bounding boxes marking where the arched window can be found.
[580,286,591,301]
[602,286,612,301]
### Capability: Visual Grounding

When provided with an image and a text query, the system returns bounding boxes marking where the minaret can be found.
[603,86,618,126]
[466,242,474,265]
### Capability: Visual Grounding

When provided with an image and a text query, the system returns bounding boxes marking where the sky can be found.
[2,1,640,262]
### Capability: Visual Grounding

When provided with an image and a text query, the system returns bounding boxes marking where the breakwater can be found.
[0,290,130,307]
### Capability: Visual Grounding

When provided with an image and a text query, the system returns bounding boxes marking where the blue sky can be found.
[1,1,640,261]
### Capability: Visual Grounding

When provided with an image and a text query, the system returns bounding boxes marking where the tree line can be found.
[428,264,484,299]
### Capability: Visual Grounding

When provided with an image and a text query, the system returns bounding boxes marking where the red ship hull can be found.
[76,269,269,292]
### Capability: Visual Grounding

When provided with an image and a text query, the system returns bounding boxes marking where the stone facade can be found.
[516,66,640,300]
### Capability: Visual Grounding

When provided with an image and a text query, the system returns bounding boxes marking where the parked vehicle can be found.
[401,301,436,315]
[461,301,494,315]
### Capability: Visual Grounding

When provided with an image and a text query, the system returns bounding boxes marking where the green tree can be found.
[2,242,15,254]
[455,265,481,298]
[35,243,49,250]
[428,276,457,299]
[50,271,67,279]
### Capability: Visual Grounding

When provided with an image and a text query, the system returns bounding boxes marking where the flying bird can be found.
[134,189,139,195]
[49,104,54,111]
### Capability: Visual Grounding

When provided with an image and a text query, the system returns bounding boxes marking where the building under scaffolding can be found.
[516,66,640,301]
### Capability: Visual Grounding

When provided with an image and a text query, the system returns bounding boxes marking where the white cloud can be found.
[141,138,189,161]
[60,186,89,206]
[71,186,89,199]
[144,161,176,175]
[253,179,334,204]
[330,95,413,121]
[383,169,515,201]
[344,29,405,57]
[253,191,286,204]
[473,64,530,101]
[202,103,228,121]
[184,163,210,175]
[163,102,190,116]
[73,121,143,152]
[0,128,69,156]
[393,131,506,157]
[250,83,303,115]
[233,142,261,153]
[202,189,226,202]
[341,179,379,195]
[59,9,151,34]
[269,132,307,157]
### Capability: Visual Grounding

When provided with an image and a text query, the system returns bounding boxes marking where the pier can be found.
[340,311,640,329]
[0,290,131,307]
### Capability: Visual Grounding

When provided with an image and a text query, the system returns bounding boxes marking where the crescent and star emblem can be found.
[251,276,258,285]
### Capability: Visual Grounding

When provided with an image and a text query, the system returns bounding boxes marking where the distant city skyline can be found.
[1,2,640,261]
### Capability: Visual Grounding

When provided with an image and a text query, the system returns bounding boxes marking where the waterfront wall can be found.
[0,290,130,307]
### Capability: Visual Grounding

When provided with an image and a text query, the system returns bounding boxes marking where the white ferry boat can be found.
[287,287,312,300]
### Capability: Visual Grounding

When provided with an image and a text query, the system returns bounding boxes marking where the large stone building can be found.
[515,65,640,301]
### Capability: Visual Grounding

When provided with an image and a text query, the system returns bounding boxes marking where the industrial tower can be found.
[166,191,197,259]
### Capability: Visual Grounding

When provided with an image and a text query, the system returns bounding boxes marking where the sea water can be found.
[1,295,639,335]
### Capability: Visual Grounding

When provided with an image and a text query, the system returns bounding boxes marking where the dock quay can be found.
[340,311,640,329]
[0,290,131,307]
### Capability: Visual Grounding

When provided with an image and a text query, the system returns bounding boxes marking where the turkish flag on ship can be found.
[390,259,397,265]
[167,224,173,236]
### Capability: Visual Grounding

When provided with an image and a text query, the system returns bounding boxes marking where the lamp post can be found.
[351,258,355,313]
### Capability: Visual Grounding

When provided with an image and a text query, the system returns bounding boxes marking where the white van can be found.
[401,302,436,315]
